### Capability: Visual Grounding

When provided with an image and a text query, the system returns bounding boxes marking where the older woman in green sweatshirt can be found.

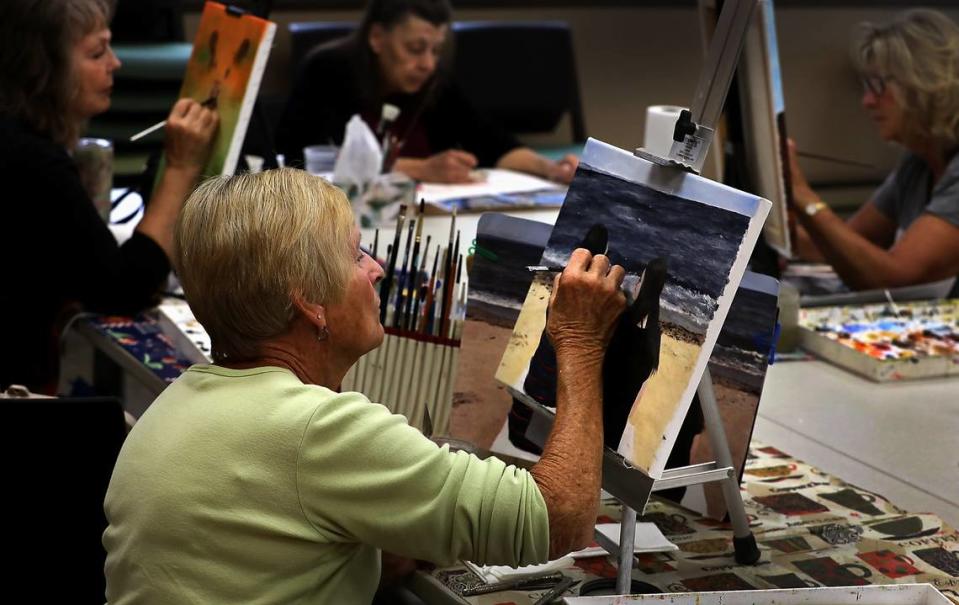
[103,168,626,604]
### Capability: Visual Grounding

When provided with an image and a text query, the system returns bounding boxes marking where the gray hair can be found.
[174,169,356,362]
[853,9,959,151]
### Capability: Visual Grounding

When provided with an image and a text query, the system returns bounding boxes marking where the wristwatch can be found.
[804,201,828,217]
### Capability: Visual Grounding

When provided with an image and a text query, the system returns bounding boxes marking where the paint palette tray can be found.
[156,298,213,365]
[564,583,953,605]
[798,299,959,382]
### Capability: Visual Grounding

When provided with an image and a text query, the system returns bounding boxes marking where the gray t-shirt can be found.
[872,151,959,234]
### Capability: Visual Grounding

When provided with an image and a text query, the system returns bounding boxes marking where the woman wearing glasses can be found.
[788,9,959,291]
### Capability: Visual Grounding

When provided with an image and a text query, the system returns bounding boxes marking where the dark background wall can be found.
[178,2,959,206]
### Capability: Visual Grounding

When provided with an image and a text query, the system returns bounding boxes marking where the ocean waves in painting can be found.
[709,344,768,393]
[542,164,751,337]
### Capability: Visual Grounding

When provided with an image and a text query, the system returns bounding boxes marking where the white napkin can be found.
[570,522,679,559]
[332,114,383,191]
[464,556,575,584]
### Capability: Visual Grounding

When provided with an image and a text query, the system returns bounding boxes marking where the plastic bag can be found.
[332,114,383,192]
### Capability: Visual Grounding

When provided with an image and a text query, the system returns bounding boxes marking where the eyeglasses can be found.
[861,75,888,97]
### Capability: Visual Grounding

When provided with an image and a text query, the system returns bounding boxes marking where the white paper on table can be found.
[417,168,561,204]
[569,522,678,559]
[464,555,575,584]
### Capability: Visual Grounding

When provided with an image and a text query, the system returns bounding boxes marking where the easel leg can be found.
[617,505,637,593]
[697,368,761,564]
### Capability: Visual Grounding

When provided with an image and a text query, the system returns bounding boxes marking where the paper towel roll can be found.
[643,105,687,158]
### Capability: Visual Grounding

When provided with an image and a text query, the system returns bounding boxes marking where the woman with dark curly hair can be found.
[277,0,578,184]
[789,9,959,291]
[0,0,218,393]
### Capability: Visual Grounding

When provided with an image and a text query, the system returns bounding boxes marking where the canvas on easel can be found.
[157,1,275,182]
[738,0,793,257]
[496,137,770,479]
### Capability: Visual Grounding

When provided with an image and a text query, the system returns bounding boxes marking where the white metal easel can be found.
[515,0,768,594]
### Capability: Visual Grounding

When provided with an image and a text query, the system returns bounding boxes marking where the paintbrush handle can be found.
[796,150,875,169]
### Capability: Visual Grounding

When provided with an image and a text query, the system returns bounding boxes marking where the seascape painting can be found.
[690,271,780,518]
[466,214,552,328]
[496,138,770,478]
[449,214,552,446]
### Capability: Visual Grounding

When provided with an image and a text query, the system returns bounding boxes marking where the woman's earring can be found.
[316,314,329,342]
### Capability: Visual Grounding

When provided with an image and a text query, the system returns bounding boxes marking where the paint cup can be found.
[304,144,338,175]
[74,137,113,222]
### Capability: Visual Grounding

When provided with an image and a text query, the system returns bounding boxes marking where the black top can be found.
[0,115,171,392]
[275,39,521,168]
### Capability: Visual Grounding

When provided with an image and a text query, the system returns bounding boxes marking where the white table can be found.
[755,359,959,527]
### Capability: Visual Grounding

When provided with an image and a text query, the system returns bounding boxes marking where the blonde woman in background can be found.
[788,8,959,292]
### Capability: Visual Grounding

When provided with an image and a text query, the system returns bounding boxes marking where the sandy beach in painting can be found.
[619,324,702,470]
[495,276,551,389]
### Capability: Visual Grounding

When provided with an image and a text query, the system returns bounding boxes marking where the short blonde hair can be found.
[853,9,959,150]
[174,168,355,362]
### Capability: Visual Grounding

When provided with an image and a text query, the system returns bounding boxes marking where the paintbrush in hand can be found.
[129,95,218,142]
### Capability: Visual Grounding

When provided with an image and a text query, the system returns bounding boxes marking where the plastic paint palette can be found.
[798,299,959,381]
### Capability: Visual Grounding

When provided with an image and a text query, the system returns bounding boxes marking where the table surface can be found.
[755,359,959,528]
[418,440,959,604]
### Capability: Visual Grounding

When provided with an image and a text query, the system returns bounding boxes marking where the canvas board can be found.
[496,138,770,478]
[156,1,275,183]
[739,0,793,257]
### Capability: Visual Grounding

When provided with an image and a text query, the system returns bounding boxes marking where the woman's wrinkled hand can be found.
[547,248,626,357]
[164,98,219,171]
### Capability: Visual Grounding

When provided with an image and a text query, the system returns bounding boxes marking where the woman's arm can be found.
[530,249,625,559]
[783,139,958,288]
[496,148,579,184]
[135,99,218,259]
[799,207,959,289]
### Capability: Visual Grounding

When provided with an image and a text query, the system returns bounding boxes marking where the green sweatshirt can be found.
[103,365,549,604]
